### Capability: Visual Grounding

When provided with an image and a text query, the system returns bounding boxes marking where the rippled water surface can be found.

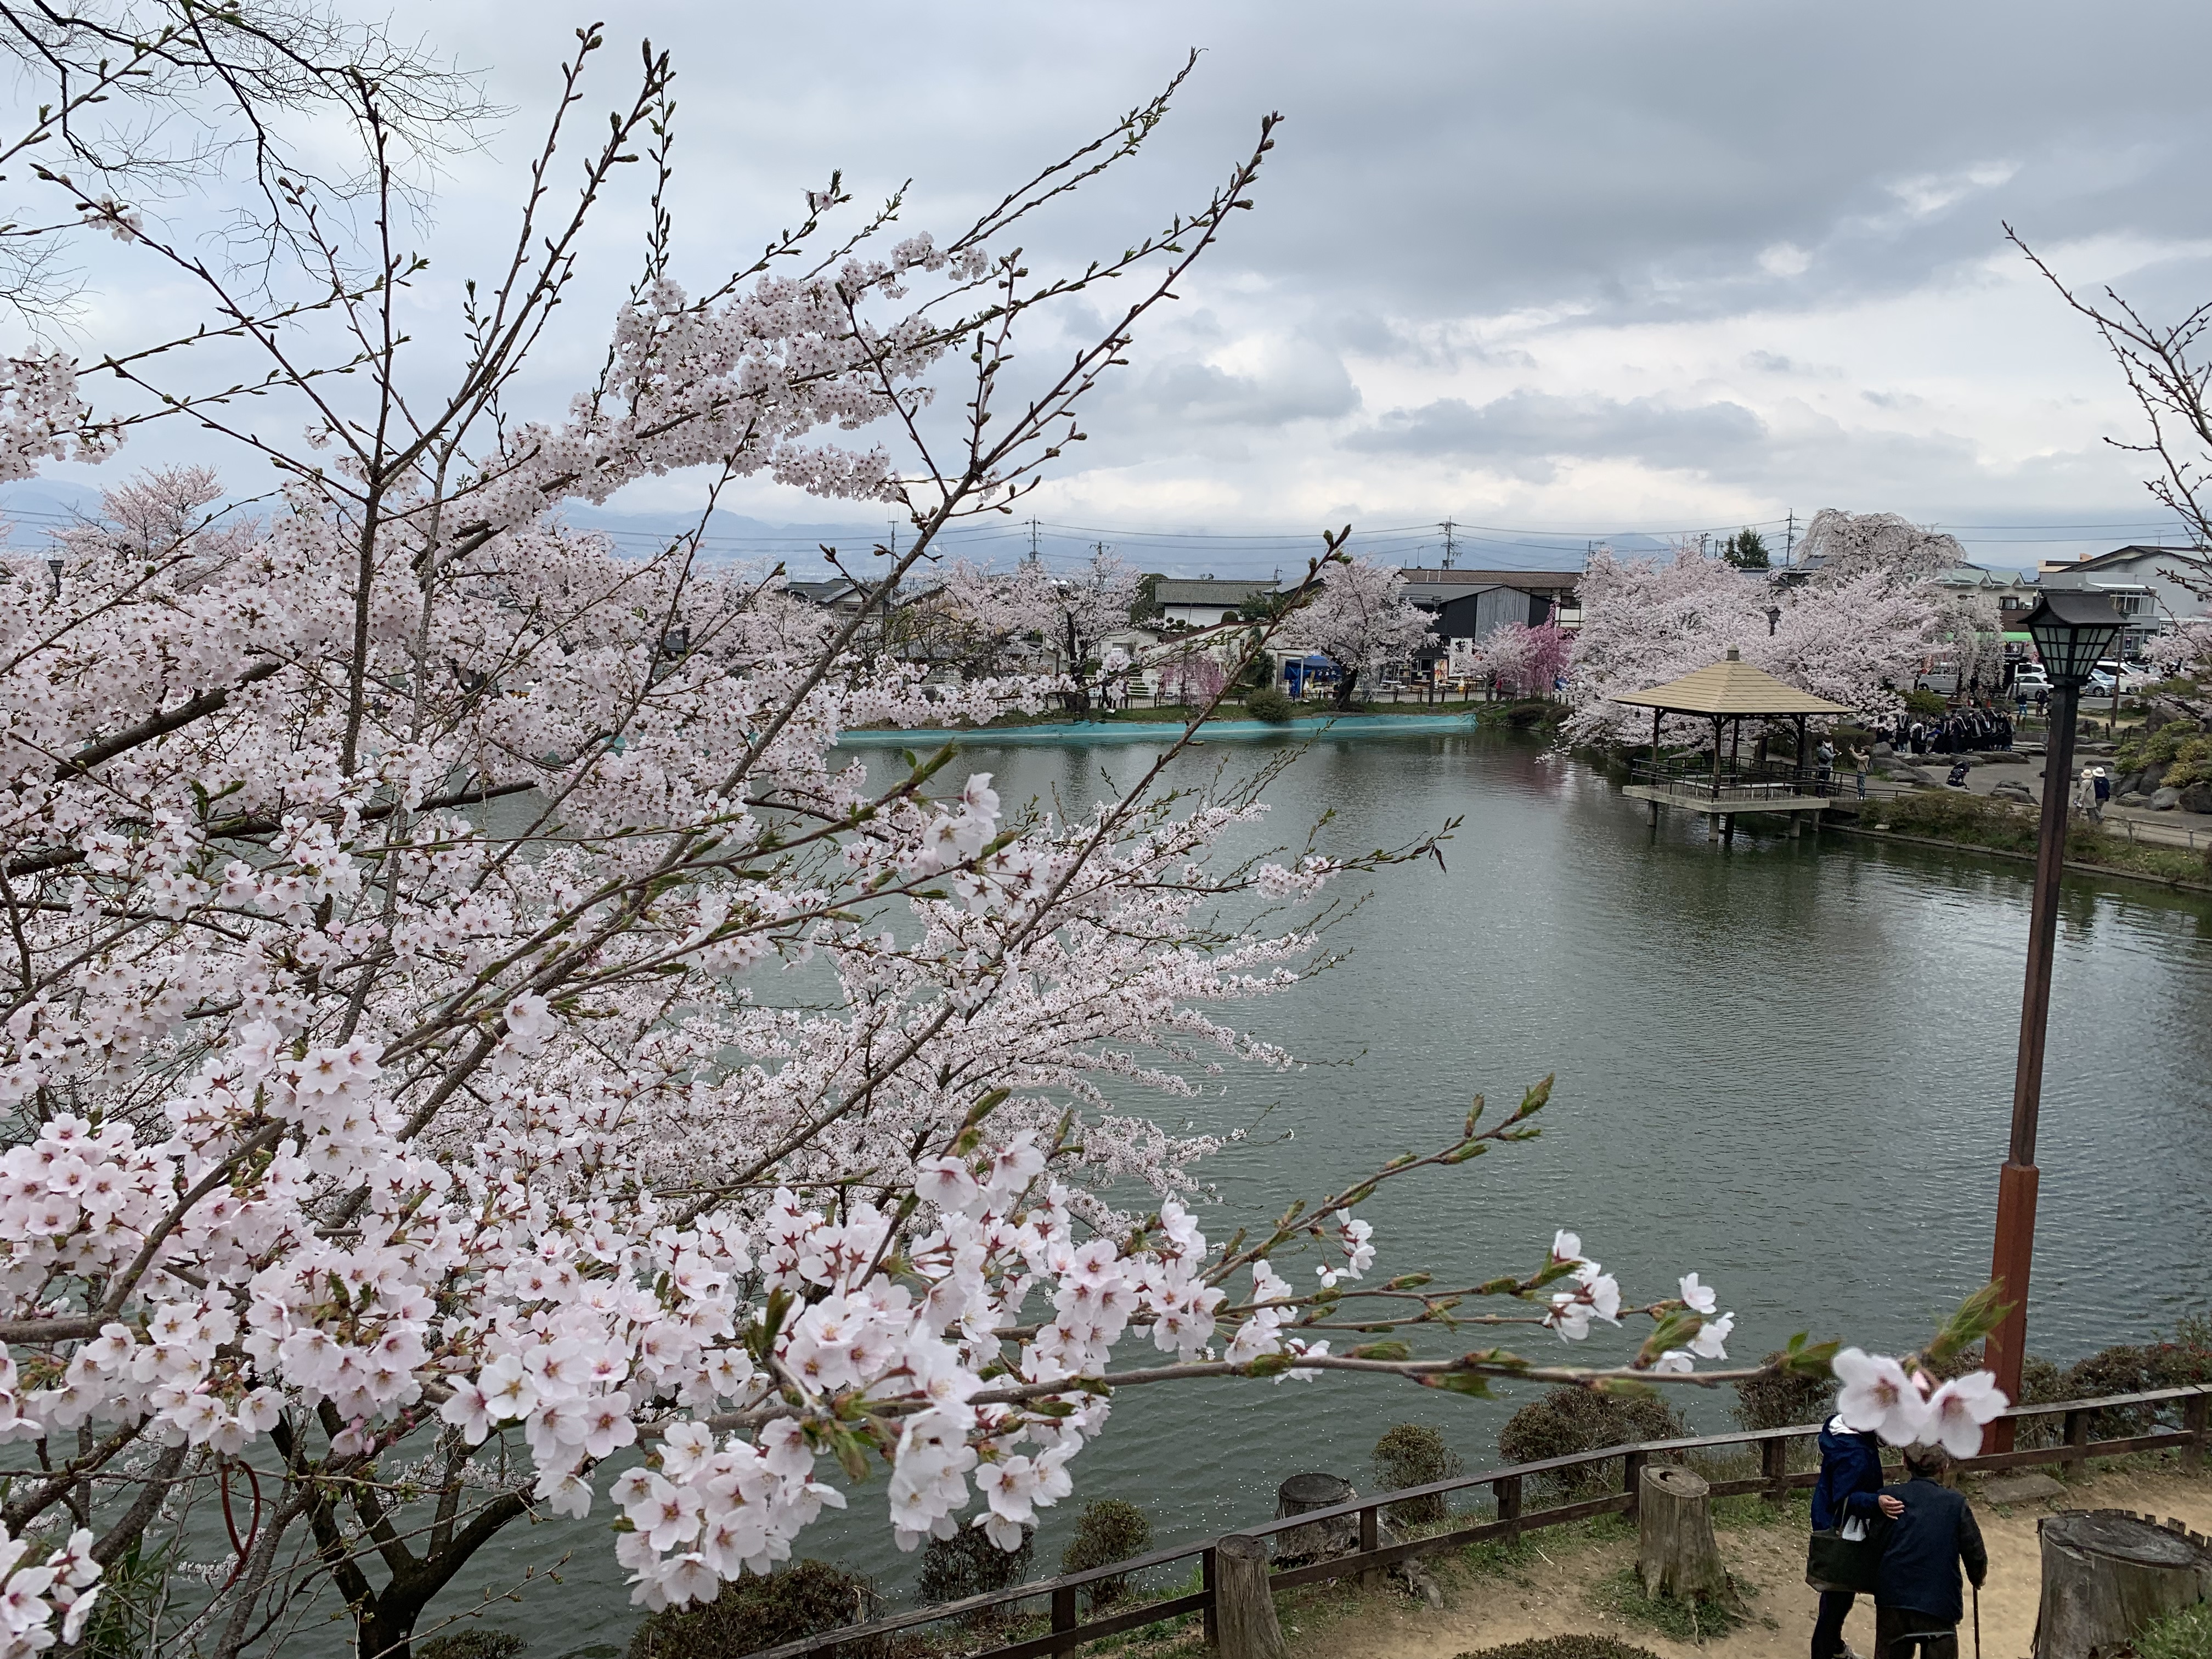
[444,727,2212,1655]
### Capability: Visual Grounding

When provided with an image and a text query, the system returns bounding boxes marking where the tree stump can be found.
[1637,1465,1735,1606]
[2034,1510,2212,1659]
[1273,1473,1358,1565]
[1214,1534,1289,1659]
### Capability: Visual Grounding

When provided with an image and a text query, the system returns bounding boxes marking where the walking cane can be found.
[1972,1582,1980,1659]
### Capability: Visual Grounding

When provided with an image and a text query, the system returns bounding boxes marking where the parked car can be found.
[2012,664,2051,693]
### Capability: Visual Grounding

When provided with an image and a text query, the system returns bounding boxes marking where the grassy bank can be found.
[1853,790,2212,890]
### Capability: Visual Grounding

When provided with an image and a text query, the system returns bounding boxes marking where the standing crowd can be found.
[1878,708,2015,757]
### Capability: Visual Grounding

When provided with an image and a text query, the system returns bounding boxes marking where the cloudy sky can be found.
[15,0,2212,572]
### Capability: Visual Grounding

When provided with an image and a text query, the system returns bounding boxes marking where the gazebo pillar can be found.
[1649,707,1662,827]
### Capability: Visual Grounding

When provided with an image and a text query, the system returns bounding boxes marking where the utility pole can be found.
[1026,517,1041,567]
[1439,519,1458,571]
[1784,510,1796,566]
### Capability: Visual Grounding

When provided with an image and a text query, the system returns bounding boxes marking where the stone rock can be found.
[2118,792,2152,808]
[2139,762,2168,793]
[2182,783,2212,815]
[1992,782,2036,803]
[2150,787,2182,811]
[1979,1470,2067,1506]
[1872,741,1894,757]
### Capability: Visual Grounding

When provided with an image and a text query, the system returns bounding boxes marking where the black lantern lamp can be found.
[1979,583,2125,1457]
[2024,590,2123,690]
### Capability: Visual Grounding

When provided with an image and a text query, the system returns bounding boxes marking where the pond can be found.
[453,725,2212,1655]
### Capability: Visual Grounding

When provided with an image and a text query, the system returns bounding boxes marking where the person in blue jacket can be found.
[1809,1413,1886,1659]
[1873,1444,1987,1659]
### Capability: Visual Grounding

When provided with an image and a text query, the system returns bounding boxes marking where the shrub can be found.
[420,1634,526,1659]
[2059,1333,2212,1436]
[918,1522,1034,1612]
[1244,686,1295,722]
[1373,1423,1465,1525]
[1904,687,1947,719]
[628,1560,878,1659]
[1498,1387,1690,1499]
[1732,1353,1837,1432]
[1060,1499,1152,1609]
[2135,1599,2212,1659]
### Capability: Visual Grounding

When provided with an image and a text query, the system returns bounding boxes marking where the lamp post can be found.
[1982,590,2123,1453]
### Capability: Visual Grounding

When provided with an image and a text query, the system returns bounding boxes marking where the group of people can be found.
[1877,708,2015,757]
[1810,1420,1988,1659]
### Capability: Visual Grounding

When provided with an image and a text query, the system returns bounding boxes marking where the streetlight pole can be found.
[1982,591,2122,1453]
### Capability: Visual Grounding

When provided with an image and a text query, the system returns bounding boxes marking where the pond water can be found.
[446,726,2212,1655]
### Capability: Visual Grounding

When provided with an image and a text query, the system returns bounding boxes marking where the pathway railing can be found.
[749,1383,2212,1659]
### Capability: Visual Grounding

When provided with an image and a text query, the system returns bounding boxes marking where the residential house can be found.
[1150,578,1278,628]
[1393,566,1581,674]
[2039,544,2210,658]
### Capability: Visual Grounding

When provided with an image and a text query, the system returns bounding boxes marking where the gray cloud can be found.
[1345,392,1767,479]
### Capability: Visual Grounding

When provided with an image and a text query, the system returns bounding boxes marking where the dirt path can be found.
[1280,1463,2212,1659]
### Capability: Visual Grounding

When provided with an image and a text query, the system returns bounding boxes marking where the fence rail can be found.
[749,1383,2212,1659]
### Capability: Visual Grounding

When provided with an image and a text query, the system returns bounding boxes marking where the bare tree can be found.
[2011,225,2212,606]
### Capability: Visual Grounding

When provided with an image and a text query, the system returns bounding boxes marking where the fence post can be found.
[1201,1545,1219,1649]
[1358,1503,1381,1590]
[1496,1474,1523,1543]
[1052,1584,1077,1641]
[2187,1393,2209,1472]
[1623,1450,1647,1520]
[2065,1408,2089,1466]
[1762,1435,1790,1505]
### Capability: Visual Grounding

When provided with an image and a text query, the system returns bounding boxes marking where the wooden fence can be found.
[751,1383,2212,1659]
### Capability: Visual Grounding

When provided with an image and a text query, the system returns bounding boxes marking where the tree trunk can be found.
[1214,1534,1289,1659]
[1637,1465,1735,1605]
[1273,1472,1357,1564]
[2034,1510,2212,1659]
[1333,667,1358,710]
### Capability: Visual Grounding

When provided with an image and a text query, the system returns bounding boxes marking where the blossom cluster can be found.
[0,1525,100,1658]
[1832,1349,2008,1457]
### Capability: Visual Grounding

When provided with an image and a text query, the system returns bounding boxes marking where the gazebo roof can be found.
[1616,651,1851,717]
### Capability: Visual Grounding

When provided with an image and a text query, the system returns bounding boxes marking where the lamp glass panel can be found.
[2029,616,2120,686]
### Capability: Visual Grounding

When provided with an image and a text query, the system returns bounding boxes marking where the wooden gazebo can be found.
[1616,648,1850,840]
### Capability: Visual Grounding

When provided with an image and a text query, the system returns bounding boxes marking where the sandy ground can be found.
[1276,1462,2212,1659]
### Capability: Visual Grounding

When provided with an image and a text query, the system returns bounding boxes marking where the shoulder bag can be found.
[1805,1502,1882,1595]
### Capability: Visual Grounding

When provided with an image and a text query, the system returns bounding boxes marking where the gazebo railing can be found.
[1629,757,1843,802]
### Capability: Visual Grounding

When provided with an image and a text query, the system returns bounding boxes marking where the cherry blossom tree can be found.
[0,33,2004,1659]
[1471,620,1571,699]
[1039,546,1145,714]
[1288,554,1432,708]
[1793,510,1967,586]
[1565,544,1933,747]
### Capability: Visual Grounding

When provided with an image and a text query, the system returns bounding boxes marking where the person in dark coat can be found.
[1872,1445,1987,1659]
[1809,1415,1886,1659]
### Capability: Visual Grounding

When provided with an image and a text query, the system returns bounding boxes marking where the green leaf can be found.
[1244,1352,1295,1378]
[1780,1330,1842,1378]
[1350,1340,1412,1361]
[1593,1375,1659,1399]
[1511,1075,1555,1121]
[1637,1311,1703,1367]
[1925,1281,2011,1364]
[1383,1273,1432,1291]
[1414,1371,1493,1398]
